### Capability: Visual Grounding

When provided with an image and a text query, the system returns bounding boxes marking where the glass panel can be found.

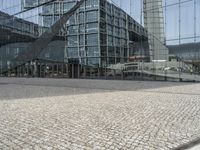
[86,23,98,33]
[86,34,98,46]
[86,11,98,22]
[86,47,99,57]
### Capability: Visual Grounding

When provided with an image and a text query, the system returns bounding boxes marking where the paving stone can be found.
[0,78,200,149]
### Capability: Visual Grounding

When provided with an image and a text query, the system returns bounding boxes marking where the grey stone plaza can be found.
[0,78,200,150]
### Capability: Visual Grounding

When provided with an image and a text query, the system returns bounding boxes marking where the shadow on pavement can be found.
[0,77,199,100]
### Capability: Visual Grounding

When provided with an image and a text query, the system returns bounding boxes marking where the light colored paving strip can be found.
[188,145,200,150]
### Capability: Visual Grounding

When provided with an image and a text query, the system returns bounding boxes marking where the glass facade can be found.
[0,0,200,81]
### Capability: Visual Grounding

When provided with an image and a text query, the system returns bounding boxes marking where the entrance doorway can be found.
[68,64,80,78]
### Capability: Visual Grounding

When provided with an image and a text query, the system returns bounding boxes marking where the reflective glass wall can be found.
[164,0,200,81]
[99,0,200,81]
[0,0,199,81]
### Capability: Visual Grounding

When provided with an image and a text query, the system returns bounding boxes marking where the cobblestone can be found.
[0,78,200,149]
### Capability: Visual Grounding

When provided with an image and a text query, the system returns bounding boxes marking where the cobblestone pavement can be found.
[0,78,200,150]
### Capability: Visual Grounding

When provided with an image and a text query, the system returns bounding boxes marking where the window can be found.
[106,15,113,24]
[86,0,98,9]
[116,47,121,57]
[107,25,113,35]
[14,47,19,58]
[23,23,30,32]
[43,4,53,14]
[78,12,84,23]
[79,47,85,57]
[68,26,78,34]
[86,47,99,57]
[68,36,78,46]
[106,3,111,14]
[114,38,120,46]
[108,36,113,46]
[64,2,75,12]
[79,35,84,46]
[121,39,126,47]
[54,16,59,22]
[88,58,99,65]
[68,47,78,58]
[121,19,126,27]
[86,23,98,33]
[108,46,115,57]
[79,25,85,33]
[86,11,98,22]
[121,29,126,38]
[43,16,53,27]
[114,27,120,36]
[24,0,38,7]
[114,18,119,26]
[100,46,107,57]
[100,34,106,45]
[86,34,98,46]
[54,3,59,14]
[69,15,76,25]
